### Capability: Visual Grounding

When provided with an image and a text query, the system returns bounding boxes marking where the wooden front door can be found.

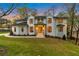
[38,26,43,33]
[36,25,45,38]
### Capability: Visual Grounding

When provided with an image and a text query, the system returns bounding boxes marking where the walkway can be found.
[36,33,45,38]
[0,33,45,38]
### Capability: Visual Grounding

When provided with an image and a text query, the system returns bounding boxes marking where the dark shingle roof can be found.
[53,17,68,19]
[13,18,28,26]
[13,16,67,26]
[34,22,46,25]
[35,16,67,19]
[35,16,46,20]
[56,24,65,26]
[13,21,27,26]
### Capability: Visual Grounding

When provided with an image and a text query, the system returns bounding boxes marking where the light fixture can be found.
[43,27,45,30]
[36,27,38,30]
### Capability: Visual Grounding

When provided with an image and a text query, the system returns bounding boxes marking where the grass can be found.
[0,36,79,56]
[0,31,9,34]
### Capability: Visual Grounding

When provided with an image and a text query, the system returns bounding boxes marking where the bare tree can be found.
[0,4,17,28]
[31,8,37,16]
[0,4,16,18]
[44,7,56,16]
[73,16,79,45]
[65,3,77,39]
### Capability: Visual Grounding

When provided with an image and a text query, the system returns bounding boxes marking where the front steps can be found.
[36,33,45,38]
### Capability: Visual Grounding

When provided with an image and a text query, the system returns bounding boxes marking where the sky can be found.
[0,3,78,20]
[27,3,65,15]
[0,3,64,9]
[28,3,64,8]
[0,3,65,15]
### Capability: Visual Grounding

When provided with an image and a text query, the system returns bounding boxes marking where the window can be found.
[58,26,63,32]
[47,26,52,32]
[30,26,33,32]
[29,19,33,24]
[14,27,16,32]
[21,27,24,32]
[56,19,63,23]
[48,18,52,23]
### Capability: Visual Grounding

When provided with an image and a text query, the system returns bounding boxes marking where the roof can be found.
[56,24,65,26]
[53,17,68,19]
[15,17,28,22]
[12,16,67,26]
[35,16,67,20]
[35,16,46,20]
[13,22,27,26]
[13,18,28,26]
[34,22,46,25]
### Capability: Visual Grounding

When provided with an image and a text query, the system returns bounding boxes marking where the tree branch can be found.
[0,4,15,18]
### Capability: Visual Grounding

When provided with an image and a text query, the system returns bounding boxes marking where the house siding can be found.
[28,16,35,35]
[46,16,56,36]
[19,26,27,35]
[55,19,67,38]
[11,15,67,38]
[12,26,27,35]
[12,26,20,35]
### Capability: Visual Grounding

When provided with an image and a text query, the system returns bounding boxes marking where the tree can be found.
[0,4,17,28]
[44,7,56,16]
[57,12,66,17]
[31,8,37,16]
[56,4,79,40]
[18,8,27,18]
[64,3,77,39]
[73,16,79,45]
[17,4,29,18]
[0,4,16,18]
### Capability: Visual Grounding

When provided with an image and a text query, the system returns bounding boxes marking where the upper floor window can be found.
[29,19,33,24]
[48,18,52,24]
[56,19,63,23]
[47,26,52,32]
[58,26,63,32]
[30,26,34,32]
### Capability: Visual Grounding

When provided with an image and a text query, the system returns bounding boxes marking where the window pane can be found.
[29,19,33,24]
[48,18,52,23]
[30,26,33,32]
[56,19,63,23]
[48,26,52,32]
[58,26,63,32]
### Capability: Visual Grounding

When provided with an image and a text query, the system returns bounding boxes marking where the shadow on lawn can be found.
[0,45,8,56]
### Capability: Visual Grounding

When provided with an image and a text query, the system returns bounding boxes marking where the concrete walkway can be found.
[36,33,45,38]
[0,33,9,36]
[0,33,45,38]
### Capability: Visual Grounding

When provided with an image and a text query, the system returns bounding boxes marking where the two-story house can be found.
[11,14,67,38]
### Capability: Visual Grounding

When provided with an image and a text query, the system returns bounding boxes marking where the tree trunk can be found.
[70,19,74,39]
[69,4,76,39]
[75,30,79,45]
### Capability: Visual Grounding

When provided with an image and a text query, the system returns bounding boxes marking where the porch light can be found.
[43,27,45,30]
[36,27,38,30]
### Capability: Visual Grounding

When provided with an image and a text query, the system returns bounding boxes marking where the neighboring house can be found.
[11,14,67,38]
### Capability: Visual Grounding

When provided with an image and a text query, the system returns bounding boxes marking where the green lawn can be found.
[0,36,79,56]
[0,31,9,34]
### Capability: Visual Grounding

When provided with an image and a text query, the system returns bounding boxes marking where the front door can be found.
[36,25,45,38]
[38,26,43,33]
